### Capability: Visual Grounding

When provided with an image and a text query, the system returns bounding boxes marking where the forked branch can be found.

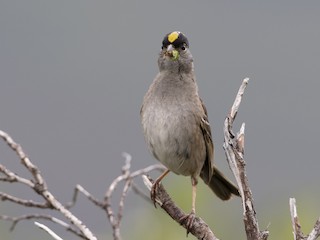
[223,78,269,240]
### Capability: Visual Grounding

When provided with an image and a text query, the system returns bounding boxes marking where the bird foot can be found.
[179,211,196,236]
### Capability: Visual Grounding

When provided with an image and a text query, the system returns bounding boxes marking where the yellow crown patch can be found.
[168,31,180,43]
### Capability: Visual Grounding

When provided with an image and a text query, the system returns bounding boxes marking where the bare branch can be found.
[290,198,320,240]
[290,198,303,240]
[104,160,165,202]
[142,175,219,240]
[0,164,35,187]
[0,192,49,208]
[0,130,97,240]
[0,214,84,238]
[223,78,269,240]
[102,153,166,240]
[66,184,104,209]
[308,219,320,240]
[65,153,166,240]
[117,178,132,229]
[35,221,64,240]
[0,130,46,189]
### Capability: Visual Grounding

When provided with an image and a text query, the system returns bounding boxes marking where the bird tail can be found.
[201,166,240,200]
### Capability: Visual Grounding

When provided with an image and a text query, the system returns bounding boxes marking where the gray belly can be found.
[142,108,206,177]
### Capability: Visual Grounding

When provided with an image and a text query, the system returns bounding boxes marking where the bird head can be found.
[158,31,193,73]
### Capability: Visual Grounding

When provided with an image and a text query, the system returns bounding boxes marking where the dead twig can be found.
[0,214,84,238]
[0,130,97,240]
[290,198,320,240]
[223,78,269,240]
[65,152,166,240]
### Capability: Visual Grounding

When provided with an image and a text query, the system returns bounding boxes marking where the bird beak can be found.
[165,44,179,60]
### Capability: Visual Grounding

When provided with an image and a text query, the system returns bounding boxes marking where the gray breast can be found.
[142,101,206,177]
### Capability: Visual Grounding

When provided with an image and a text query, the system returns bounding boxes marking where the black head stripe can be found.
[162,32,189,49]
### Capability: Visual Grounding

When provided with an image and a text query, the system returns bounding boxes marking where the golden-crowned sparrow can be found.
[141,31,239,229]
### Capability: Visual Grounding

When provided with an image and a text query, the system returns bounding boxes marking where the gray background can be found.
[1,1,320,239]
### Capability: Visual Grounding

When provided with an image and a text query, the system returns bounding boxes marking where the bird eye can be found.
[181,44,187,51]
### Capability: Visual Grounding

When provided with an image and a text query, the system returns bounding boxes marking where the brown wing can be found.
[199,98,214,184]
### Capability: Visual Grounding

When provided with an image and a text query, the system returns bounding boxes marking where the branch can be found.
[142,175,219,240]
[35,221,63,240]
[0,192,50,208]
[290,198,320,240]
[1,142,165,240]
[223,78,269,240]
[0,130,97,240]
[0,214,83,238]
[66,153,166,240]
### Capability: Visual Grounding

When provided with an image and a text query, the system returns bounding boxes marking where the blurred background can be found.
[1,1,320,239]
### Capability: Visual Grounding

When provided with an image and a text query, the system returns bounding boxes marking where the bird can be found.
[140,31,240,231]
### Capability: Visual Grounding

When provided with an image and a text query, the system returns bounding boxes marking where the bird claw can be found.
[179,211,196,236]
